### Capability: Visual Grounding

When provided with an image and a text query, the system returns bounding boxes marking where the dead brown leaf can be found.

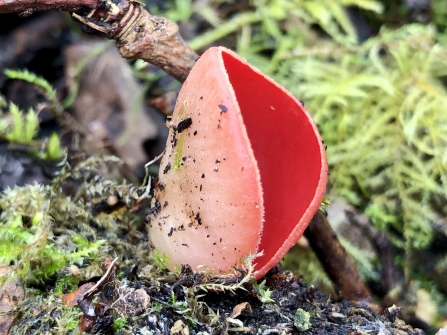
[60,282,95,307]
[80,258,150,316]
[0,266,25,335]
[64,40,158,171]
[229,302,251,319]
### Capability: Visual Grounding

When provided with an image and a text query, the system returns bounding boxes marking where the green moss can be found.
[3,68,86,159]
[113,317,128,331]
[45,132,65,160]
[294,308,311,331]
[0,103,38,144]
[254,280,275,304]
[0,80,64,161]
[10,296,82,335]
[187,0,383,51]
[433,0,447,42]
[0,184,105,284]
[285,25,446,252]
[54,275,80,295]
[5,69,57,103]
[151,249,169,270]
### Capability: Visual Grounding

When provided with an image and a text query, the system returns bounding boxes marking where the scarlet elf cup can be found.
[147,46,328,279]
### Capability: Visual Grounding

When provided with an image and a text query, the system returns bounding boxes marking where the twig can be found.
[304,210,374,305]
[71,0,199,82]
[0,0,199,82]
[0,0,96,14]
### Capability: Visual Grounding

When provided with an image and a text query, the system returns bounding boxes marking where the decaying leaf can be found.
[60,282,95,307]
[229,302,251,319]
[0,266,25,335]
[79,258,150,316]
[64,40,158,171]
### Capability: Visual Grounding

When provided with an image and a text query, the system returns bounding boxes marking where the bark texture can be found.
[0,0,96,14]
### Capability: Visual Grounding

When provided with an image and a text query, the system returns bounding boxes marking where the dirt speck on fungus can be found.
[176,117,193,133]
[218,104,228,114]
[168,227,174,237]
[194,212,202,225]
[163,162,171,174]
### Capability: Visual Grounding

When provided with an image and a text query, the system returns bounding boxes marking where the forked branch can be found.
[0,0,199,82]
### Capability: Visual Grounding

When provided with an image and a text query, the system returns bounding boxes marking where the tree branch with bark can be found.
[0,0,96,14]
[0,0,198,82]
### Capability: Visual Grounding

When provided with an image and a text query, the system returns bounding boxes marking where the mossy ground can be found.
[0,149,423,334]
[0,145,424,334]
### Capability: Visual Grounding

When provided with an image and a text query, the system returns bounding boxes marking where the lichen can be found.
[294,308,311,331]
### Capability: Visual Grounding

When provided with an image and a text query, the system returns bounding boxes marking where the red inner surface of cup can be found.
[222,50,326,275]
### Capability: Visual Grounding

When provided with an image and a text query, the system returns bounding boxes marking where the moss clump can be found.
[0,184,104,284]
[294,308,311,331]
[9,295,82,335]
[0,101,64,161]
[285,25,447,253]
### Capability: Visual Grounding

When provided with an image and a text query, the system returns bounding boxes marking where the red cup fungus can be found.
[148,46,328,279]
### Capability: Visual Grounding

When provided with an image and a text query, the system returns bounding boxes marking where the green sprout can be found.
[152,249,169,270]
[1,103,39,144]
[44,132,64,160]
[0,71,65,160]
[170,290,188,311]
[113,317,127,331]
[255,280,275,304]
[5,68,56,103]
